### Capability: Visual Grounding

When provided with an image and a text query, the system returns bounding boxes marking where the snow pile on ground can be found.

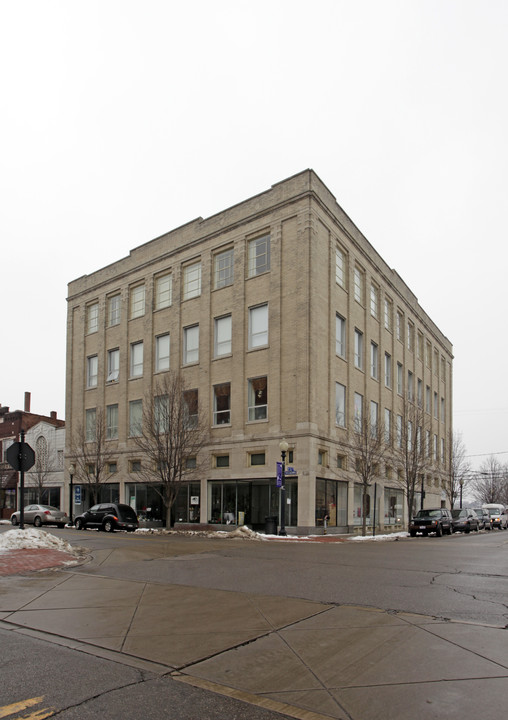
[350,531,409,542]
[0,527,78,555]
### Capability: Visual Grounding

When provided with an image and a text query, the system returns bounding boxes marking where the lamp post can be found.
[279,439,289,537]
[68,463,75,525]
[459,478,463,509]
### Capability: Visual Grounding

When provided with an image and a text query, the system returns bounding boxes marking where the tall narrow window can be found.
[397,362,403,395]
[183,261,201,300]
[248,235,270,277]
[130,341,144,378]
[370,284,379,319]
[183,325,199,364]
[129,400,142,437]
[354,267,363,303]
[154,394,169,433]
[214,383,231,425]
[384,408,391,444]
[441,397,445,422]
[107,349,119,383]
[85,408,96,442]
[370,342,378,380]
[183,389,198,428]
[396,311,403,342]
[214,248,234,289]
[106,404,118,440]
[214,315,232,356]
[426,385,431,413]
[335,246,346,288]
[384,352,392,388]
[354,329,363,369]
[384,297,393,331]
[370,401,379,436]
[396,415,403,448]
[130,285,145,319]
[249,304,268,349]
[417,378,423,406]
[155,334,170,372]
[335,383,346,427]
[407,321,415,352]
[87,355,98,388]
[248,377,268,421]
[407,371,414,401]
[108,294,121,326]
[155,274,172,310]
[417,331,424,360]
[336,314,346,357]
[86,302,99,333]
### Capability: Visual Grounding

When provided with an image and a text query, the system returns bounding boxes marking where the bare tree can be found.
[470,456,508,504]
[26,437,55,504]
[134,372,208,528]
[348,409,389,536]
[70,407,115,505]
[392,397,432,527]
[446,432,470,508]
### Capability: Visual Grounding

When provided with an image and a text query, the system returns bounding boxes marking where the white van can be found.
[482,504,508,529]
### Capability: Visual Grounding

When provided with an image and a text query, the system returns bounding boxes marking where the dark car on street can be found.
[74,503,139,532]
[471,507,491,530]
[11,504,69,528]
[409,508,453,537]
[451,508,480,533]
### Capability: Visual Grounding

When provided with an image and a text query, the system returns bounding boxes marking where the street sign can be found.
[6,442,36,472]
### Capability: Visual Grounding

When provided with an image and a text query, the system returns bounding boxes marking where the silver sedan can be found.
[10,505,69,528]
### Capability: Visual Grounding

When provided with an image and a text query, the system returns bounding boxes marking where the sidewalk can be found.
[0,541,506,720]
[0,547,78,576]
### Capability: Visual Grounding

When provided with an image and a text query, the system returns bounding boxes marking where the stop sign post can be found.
[6,430,35,529]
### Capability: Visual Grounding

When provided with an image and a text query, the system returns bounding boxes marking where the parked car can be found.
[409,508,453,537]
[472,507,491,530]
[10,504,69,528]
[74,503,139,532]
[451,508,480,533]
[482,504,508,530]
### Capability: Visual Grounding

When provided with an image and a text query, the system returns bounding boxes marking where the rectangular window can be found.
[426,385,431,413]
[248,234,270,277]
[417,378,423,406]
[108,294,121,326]
[396,311,403,342]
[407,321,415,352]
[384,297,392,331]
[434,349,439,375]
[129,400,142,437]
[335,246,346,288]
[248,377,267,421]
[396,415,403,448]
[354,329,363,369]
[214,248,234,289]
[370,401,379,435]
[183,389,198,427]
[417,331,424,361]
[215,455,230,468]
[354,267,363,303]
[441,438,445,463]
[155,273,172,310]
[433,434,438,461]
[154,394,169,433]
[130,285,145,319]
[384,408,391,444]
[335,383,346,427]
[107,349,119,383]
[87,355,98,388]
[155,334,170,372]
[441,397,445,422]
[183,261,201,300]
[214,383,231,425]
[434,391,438,419]
[249,304,268,349]
[250,452,266,466]
[335,314,346,357]
[426,341,432,368]
[354,392,363,431]
[408,371,414,401]
[85,408,96,442]
[183,325,199,364]
[441,356,446,380]
[214,315,232,357]
[370,284,379,319]
[370,342,378,380]
[384,352,392,388]
[87,302,99,334]
[397,362,403,395]
[106,404,118,440]
[130,341,144,378]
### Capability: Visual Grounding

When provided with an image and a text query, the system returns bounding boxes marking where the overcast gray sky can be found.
[2,0,506,469]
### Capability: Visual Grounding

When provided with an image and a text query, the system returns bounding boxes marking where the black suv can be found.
[74,503,139,532]
[409,508,453,537]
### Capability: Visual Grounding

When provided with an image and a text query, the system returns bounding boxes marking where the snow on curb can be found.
[0,528,80,556]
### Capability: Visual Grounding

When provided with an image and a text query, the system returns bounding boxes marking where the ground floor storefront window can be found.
[23,487,62,508]
[315,478,348,527]
[208,479,298,530]
[384,488,404,525]
[125,482,200,526]
[353,484,373,527]
[173,483,201,523]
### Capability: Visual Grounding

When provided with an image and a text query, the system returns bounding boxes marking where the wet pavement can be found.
[0,536,507,720]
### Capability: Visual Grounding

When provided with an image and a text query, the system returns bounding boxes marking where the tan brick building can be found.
[65,170,453,533]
